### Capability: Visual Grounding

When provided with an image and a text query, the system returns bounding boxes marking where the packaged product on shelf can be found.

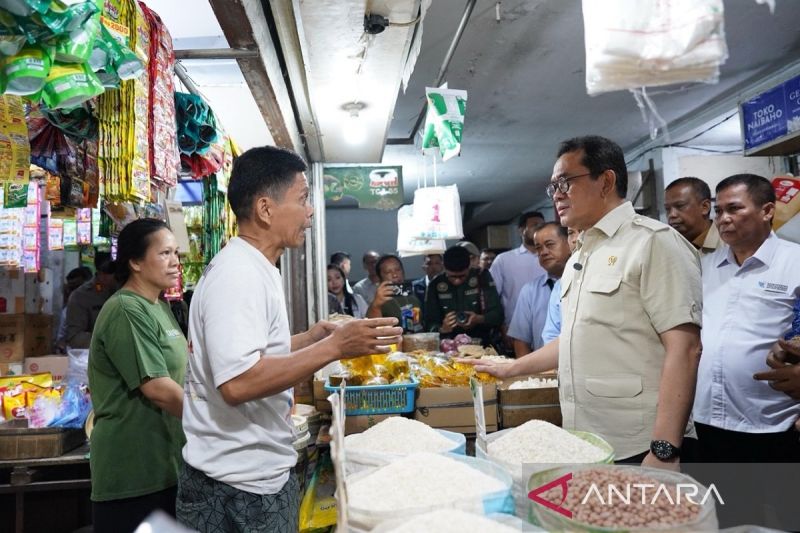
[0,94,30,184]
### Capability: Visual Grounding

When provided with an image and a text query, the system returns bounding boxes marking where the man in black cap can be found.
[424,245,504,346]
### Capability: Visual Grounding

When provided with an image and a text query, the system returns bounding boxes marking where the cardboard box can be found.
[0,421,85,460]
[344,413,399,435]
[0,269,26,314]
[294,378,314,406]
[0,314,54,363]
[414,383,498,434]
[0,362,23,376]
[24,355,69,382]
[498,374,562,428]
[313,379,332,413]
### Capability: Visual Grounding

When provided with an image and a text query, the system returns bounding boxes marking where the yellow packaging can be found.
[2,389,26,419]
[0,372,54,389]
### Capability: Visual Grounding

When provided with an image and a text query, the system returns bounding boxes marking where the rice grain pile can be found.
[488,420,607,464]
[348,453,505,511]
[508,376,557,389]
[385,509,518,533]
[344,417,454,454]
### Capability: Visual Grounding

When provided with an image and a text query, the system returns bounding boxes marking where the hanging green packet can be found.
[0,10,26,56]
[39,0,101,36]
[41,61,103,109]
[55,11,100,63]
[0,0,49,17]
[422,86,468,161]
[2,44,53,96]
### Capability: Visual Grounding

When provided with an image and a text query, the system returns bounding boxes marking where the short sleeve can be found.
[541,281,561,344]
[640,231,702,333]
[507,284,534,343]
[198,266,270,387]
[103,302,170,391]
[489,255,504,294]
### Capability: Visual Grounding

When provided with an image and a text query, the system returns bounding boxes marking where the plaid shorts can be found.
[176,463,300,533]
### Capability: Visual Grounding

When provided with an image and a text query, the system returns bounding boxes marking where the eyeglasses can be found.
[545,172,593,198]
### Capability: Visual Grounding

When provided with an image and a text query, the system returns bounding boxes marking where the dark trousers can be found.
[695,422,800,462]
[177,462,300,533]
[93,485,177,533]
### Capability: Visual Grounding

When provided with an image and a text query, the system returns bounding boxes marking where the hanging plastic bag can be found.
[422,86,467,161]
[396,204,446,257]
[0,0,49,17]
[411,185,464,240]
[582,0,728,96]
[41,62,104,110]
[2,44,53,96]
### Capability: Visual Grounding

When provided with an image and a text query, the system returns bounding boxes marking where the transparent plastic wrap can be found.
[582,0,728,96]
[527,464,719,532]
[477,427,613,517]
[347,453,514,531]
[344,428,466,476]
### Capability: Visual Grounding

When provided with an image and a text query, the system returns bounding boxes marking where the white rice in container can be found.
[507,377,557,389]
[348,453,506,511]
[344,417,454,454]
[384,509,519,533]
[488,420,607,464]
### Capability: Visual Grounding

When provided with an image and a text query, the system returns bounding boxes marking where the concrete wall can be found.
[325,207,425,282]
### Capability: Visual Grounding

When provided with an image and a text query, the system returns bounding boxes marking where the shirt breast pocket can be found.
[583,275,624,327]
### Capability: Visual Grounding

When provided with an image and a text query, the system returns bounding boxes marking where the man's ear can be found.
[253,196,275,225]
[701,198,712,218]
[601,169,617,198]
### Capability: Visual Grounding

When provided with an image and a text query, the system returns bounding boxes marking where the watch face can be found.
[651,440,677,460]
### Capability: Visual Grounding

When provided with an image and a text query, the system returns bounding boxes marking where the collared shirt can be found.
[489,244,546,325]
[559,202,702,459]
[541,278,562,344]
[507,273,556,351]
[694,232,800,433]
[353,277,378,306]
[692,221,721,255]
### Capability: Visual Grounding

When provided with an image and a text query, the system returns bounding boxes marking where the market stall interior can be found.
[1,0,800,532]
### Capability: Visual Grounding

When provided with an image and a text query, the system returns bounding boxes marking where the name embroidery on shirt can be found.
[758,281,788,293]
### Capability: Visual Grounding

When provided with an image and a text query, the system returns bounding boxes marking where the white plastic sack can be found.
[410,185,464,240]
[66,348,89,385]
[396,204,447,257]
[343,429,466,476]
[582,0,728,95]
[347,453,514,531]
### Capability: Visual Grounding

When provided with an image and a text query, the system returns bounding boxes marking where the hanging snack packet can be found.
[4,182,28,207]
[39,0,101,36]
[2,44,53,96]
[0,0,49,17]
[0,11,26,57]
[422,86,468,161]
[55,13,100,63]
[42,62,104,109]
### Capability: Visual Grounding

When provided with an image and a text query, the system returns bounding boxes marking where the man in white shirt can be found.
[353,250,381,305]
[177,146,402,532]
[694,173,800,462]
[489,211,546,327]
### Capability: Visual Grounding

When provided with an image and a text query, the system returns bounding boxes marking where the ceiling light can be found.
[342,102,367,145]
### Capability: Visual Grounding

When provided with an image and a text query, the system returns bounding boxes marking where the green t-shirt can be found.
[88,290,188,502]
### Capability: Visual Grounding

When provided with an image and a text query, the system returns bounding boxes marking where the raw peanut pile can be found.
[539,468,702,528]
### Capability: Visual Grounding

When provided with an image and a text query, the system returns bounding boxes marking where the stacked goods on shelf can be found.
[0,94,30,184]
[139,1,178,192]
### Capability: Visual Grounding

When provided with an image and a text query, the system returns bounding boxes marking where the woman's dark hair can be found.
[327,263,357,316]
[115,218,170,284]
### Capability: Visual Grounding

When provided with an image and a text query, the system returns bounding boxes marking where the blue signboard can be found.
[741,73,800,152]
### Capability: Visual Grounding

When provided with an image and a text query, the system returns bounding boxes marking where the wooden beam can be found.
[207,0,303,153]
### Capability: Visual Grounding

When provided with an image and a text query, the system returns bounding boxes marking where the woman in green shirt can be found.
[89,218,188,533]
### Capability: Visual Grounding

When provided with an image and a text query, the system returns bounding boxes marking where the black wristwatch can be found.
[650,440,681,460]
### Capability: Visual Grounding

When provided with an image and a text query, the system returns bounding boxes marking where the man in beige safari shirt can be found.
[464,136,702,469]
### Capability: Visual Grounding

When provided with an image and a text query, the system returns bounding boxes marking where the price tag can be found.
[470,377,488,455]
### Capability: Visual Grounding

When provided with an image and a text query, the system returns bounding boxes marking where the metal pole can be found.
[174,62,201,96]
[174,48,260,60]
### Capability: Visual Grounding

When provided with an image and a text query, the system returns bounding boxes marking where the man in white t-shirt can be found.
[177,146,402,533]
